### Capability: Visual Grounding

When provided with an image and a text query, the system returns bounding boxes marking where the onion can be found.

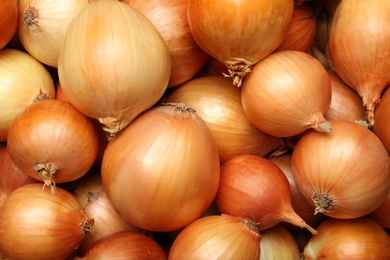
[292,119,390,219]
[17,0,89,67]
[241,50,332,137]
[369,189,390,229]
[260,224,301,260]
[0,0,18,49]
[7,99,99,193]
[168,214,260,259]
[164,76,283,163]
[0,48,55,141]
[0,183,93,260]
[214,154,317,234]
[274,3,316,53]
[58,0,171,136]
[123,0,209,88]
[101,103,220,232]
[81,231,167,259]
[328,0,390,126]
[303,217,390,259]
[372,88,390,155]
[187,0,294,87]
[0,145,38,206]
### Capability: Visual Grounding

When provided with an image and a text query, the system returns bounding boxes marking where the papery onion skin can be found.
[303,217,390,259]
[58,0,171,136]
[0,48,55,141]
[328,0,390,126]
[0,183,91,260]
[292,119,390,219]
[164,76,283,163]
[187,0,294,87]
[372,88,390,155]
[7,99,99,191]
[101,104,220,232]
[241,50,332,137]
[0,0,18,49]
[168,214,260,260]
[123,0,209,88]
[17,0,89,67]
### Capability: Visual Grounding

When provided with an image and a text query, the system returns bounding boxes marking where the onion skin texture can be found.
[369,189,390,229]
[0,48,55,141]
[303,217,390,259]
[0,0,18,49]
[328,0,390,126]
[168,214,260,259]
[123,0,209,88]
[241,50,332,137]
[292,119,390,219]
[101,104,220,232]
[372,89,390,155]
[7,99,99,190]
[0,183,91,260]
[82,231,167,259]
[187,0,294,87]
[58,0,171,136]
[164,76,283,163]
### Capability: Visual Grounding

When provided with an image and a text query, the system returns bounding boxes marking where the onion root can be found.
[33,163,58,194]
[312,192,335,215]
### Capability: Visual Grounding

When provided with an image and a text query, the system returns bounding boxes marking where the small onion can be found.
[58,0,171,136]
[102,103,220,232]
[7,99,99,193]
[241,50,332,137]
[164,76,283,163]
[328,0,390,125]
[0,183,92,260]
[0,0,18,49]
[292,119,390,219]
[214,154,317,234]
[303,217,390,259]
[168,214,260,259]
[187,0,294,87]
[372,88,390,155]
[0,48,55,141]
[17,0,89,67]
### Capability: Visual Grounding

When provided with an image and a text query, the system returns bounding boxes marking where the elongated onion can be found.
[0,0,18,49]
[0,183,92,260]
[102,104,220,232]
[372,89,390,155]
[241,50,332,137]
[292,120,390,219]
[187,0,294,87]
[58,0,171,136]
[0,48,55,141]
[328,0,390,125]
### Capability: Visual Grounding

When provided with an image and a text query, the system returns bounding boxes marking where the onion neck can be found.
[24,6,40,34]
[223,58,253,87]
[361,90,381,127]
[307,113,333,133]
[33,163,58,194]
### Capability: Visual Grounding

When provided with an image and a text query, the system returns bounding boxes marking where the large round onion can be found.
[58,0,171,136]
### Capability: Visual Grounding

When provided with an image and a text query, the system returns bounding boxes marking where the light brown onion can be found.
[328,0,390,125]
[102,104,220,232]
[164,76,283,163]
[187,0,294,87]
[0,0,18,49]
[58,0,171,136]
[241,50,332,137]
[123,0,209,88]
[0,183,92,260]
[303,217,390,259]
[372,88,390,155]
[168,214,260,259]
[292,119,390,219]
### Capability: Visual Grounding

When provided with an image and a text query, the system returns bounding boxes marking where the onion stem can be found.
[33,163,58,194]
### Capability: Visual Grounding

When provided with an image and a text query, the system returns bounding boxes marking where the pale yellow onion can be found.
[328,0,390,125]
[0,0,18,49]
[241,50,332,137]
[0,48,55,141]
[17,0,89,67]
[187,0,294,87]
[58,0,171,136]
[164,76,283,163]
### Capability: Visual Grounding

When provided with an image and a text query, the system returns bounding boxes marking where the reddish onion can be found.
[0,0,18,49]
[0,183,92,260]
[214,154,317,234]
[372,88,390,155]
[187,0,294,87]
[123,0,209,88]
[328,0,390,125]
[102,103,220,232]
[292,119,390,219]
[168,214,260,259]
[7,99,99,193]
[164,76,283,163]
[241,50,332,137]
